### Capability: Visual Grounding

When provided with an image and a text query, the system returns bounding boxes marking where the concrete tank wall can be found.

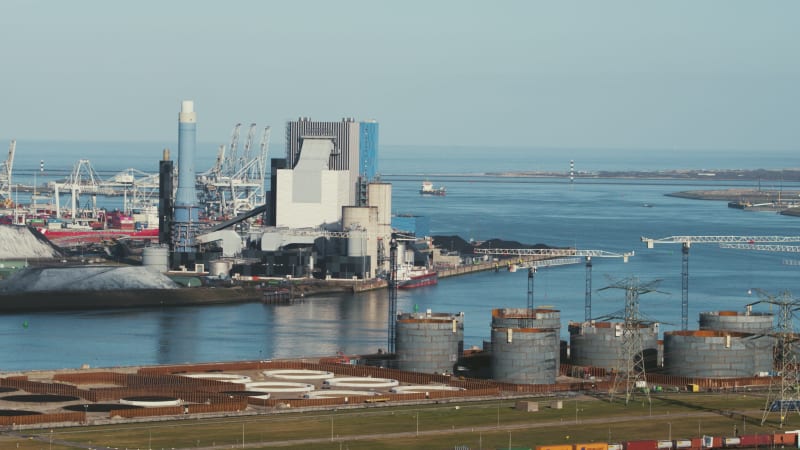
[492,308,560,330]
[342,206,376,257]
[395,311,464,374]
[367,183,392,229]
[699,311,774,334]
[663,330,773,378]
[142,246,170,272]
[568,321,659,372]
[491,327,560,384]
[490,308,560,384]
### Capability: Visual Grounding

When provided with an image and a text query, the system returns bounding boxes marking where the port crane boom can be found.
[719,243,800,252]
[643,236,800,247]
[640,235,800,330]
[0,140,15,201]
[474,247,633,320]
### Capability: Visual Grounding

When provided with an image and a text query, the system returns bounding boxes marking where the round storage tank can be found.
[491,308,560,384]
[663,330,773,378]
[395,311,464,374]
[568,321,659,372]
[699,311,774,334]
[209,260,231,278]
[342,206,379,278]
[492,308,560,330]
[142,246,169,272]
[367,183,392,228]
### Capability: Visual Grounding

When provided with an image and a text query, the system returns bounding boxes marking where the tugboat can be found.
[420,180,446,196]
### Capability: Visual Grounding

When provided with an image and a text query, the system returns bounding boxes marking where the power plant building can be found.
[284,118,379,206]
[274,138,350,229]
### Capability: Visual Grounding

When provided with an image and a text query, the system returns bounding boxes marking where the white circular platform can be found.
[246,381,315,393]
[119,398,182,407]
[261,369,335,380]
[304,390,379,399]
[390,385,465,394]
[242,392,271,400]
[323,377,399,389]
[181,373,252,383]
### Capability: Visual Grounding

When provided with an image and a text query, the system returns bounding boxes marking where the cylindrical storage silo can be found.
[568,321,659,372]
[142,246,169,272]
[492,308,560,330]
[663,330,773,378]
[209,260,231,278]
[367,183,392,231]
[699,311,774,334]
[395,311,464,374]
[491,308,560,384]
[342,207,373,257]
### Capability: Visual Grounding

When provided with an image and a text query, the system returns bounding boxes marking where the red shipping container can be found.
[739,434,772,447]
[626,440,658,450]
[775,433,796,445]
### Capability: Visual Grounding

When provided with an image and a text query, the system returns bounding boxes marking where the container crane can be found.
[0,140,15,202]
[474,248,633,320]
[641,235,800,330]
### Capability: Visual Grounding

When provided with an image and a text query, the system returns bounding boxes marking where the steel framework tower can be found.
[388,238,398,354]
[753,291,800,428]
[600,278,663,405]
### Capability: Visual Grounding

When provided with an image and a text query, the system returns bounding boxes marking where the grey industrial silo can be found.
[491,308,560,384]
[395,311,464,374]
[663,330,773,378]
[568,321,659,372]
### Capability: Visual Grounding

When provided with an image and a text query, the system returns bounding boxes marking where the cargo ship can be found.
[397,265,438,289]
[420,181,446,196]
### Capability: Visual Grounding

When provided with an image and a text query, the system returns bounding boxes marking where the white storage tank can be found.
[142,246,169,272]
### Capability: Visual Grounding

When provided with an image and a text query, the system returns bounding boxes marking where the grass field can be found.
[2,392,793,449]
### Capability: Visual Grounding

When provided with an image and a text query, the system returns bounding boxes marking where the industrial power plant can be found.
[4,101,800,435]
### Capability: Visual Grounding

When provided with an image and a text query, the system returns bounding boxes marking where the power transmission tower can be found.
[599,277,663,405]
[388,238,398,354]
[755,290,800,428]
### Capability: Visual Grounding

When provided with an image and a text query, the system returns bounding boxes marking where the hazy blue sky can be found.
[1,1,798,150]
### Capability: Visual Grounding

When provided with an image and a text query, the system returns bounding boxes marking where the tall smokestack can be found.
[158,148,174,246]
[172,100,199,253]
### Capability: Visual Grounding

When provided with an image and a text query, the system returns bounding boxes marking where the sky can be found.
[1,1,798,151]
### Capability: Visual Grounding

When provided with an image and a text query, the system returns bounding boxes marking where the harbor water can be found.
[1,142,799,371]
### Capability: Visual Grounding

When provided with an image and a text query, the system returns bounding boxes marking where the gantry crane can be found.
[641,236,800,330]
[0,140,15,202]
[474,248,633,320]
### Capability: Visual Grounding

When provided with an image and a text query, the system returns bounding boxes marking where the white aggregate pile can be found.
[0,225,60,259]
[0,265,179,293]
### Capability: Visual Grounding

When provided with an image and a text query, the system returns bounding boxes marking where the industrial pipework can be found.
[172,100,200,252]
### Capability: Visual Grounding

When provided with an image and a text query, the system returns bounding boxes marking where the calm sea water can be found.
[1,141,799,371]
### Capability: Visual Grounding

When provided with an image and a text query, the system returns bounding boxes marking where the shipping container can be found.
[536,445,573,450]
[576,443,608,450]
[657,441,673,450]
[774,433,797,445]
[674,439,693,449]
[626,440,658,450]
[722,437,740,447]
[738,434,771,447]
[609,444,623,450]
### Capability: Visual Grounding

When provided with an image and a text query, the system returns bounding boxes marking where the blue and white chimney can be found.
[172,100,199,252]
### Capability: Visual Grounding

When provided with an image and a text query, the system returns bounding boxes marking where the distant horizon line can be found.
[1,137,796,154]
